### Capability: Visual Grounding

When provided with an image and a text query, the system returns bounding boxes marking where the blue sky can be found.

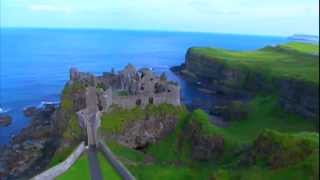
[1,0,319,36]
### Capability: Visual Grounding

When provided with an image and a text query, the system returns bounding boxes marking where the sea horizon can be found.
[0,26,298,38]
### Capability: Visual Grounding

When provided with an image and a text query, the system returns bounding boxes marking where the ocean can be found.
[0,28,288,145]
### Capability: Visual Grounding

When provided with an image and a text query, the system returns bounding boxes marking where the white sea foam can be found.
[36,101,60,108]
[0,107,10,114]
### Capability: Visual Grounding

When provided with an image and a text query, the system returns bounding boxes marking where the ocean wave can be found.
[36,101,60,108]
[0,107,11,114]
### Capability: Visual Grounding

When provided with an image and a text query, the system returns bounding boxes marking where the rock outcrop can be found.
[278,79,319,120]
[0,115,12,127]
[240,130,319,169]
[178,110,225,161]
[0,105,59,179]
[210,101,249,121]
[23,106,37,117]
[116,116,178,149]
[191,135,224,161]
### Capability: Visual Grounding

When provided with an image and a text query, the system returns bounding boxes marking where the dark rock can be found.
[116,116,178,149]
[0,106,59,179]
[192,135,224,161]
[240,130,317,169]
[43,104,56,116]
[178,118,225,161]
[23,106,37,117]
[212,101,249,121]
[0,115,12,127]
[277,79,319,120]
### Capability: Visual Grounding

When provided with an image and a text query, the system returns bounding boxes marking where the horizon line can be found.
[0,26,301,38]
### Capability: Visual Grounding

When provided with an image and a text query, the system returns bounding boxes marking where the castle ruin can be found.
[69,64,181,146]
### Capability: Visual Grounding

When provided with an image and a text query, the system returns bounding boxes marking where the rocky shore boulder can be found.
[0,115,12,127]
[23,106,37,117]
[0,106,59,180]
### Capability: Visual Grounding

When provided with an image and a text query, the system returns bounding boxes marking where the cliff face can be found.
[183,49,271,94]
[174,47,319,120]
[278,79,319,120]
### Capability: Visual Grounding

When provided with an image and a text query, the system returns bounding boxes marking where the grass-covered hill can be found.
[174,42,319,120]
[51,97,318,179]
[99,96,318,180]
[187,42,319,84]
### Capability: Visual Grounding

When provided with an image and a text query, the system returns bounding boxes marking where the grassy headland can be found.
[189,42,319,84]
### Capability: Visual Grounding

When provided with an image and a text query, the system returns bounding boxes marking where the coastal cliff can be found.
[172,42,319,120]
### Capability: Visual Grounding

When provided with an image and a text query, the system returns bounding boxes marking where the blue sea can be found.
[0,28,288,145]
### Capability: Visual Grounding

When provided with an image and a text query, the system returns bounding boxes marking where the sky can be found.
[0,0,319,36]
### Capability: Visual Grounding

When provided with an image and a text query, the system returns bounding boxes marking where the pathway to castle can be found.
[85,87,104,180]
[88,146,103,180]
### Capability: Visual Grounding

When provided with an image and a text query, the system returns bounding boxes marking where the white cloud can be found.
[29,4,74,14]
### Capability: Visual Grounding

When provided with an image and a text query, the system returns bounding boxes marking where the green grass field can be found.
[100,104,186,134]
[98,152,122,180]
[190,42,319,84]
[281,42,319,54]
[221,95,317,143]
[57,155,90,180]
[56,152,122,180]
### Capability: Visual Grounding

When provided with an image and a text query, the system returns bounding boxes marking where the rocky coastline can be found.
[0,104,60,180]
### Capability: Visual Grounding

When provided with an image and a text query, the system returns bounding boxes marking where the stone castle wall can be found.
[111,86,180,109]
[70,64,181,113]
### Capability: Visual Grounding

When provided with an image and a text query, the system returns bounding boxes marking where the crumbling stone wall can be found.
[70,64,181,113]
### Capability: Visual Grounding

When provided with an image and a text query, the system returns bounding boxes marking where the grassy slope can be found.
[190,42,319,84]
[57,155,90,180]
[224,96,318,143]
[105,96,318,180]
[281,42,319,54]
[56,152,122,180]
[100,104,186,134]
[98,152,122,180]
[101,107,145,133]
[49,146,76,167]
[48,82,85,167]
